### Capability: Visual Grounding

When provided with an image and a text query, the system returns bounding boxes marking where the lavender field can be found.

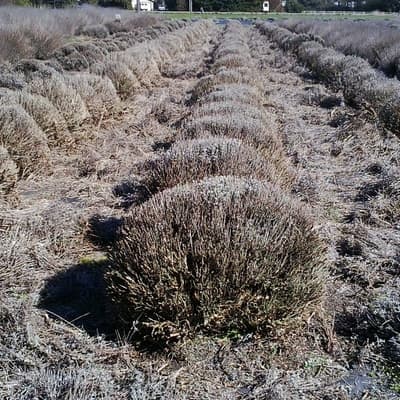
[1,8,400,399]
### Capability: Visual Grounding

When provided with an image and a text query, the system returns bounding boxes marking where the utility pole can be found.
[136,0,140,12]
[189,0,192,13]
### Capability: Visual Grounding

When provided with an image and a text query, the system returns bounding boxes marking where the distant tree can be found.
[193,0,265,11]
[286,0,304,11]
[376,0,400,12]
[365,0,400,11]
[299,0,326,9]
[98,0,130,7]
[0,0,37,5]
[176,0,185,9]
[165,0,176,10]
[388,0,400,10]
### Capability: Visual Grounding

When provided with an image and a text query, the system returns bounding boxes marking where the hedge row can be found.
[257,22,400,139]
[105,22,327,346]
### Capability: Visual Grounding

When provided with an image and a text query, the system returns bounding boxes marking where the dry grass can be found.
[364,175,400,225]
[107,176,327,344]
[0,105,50,176]
[7,365,116,400]
[0,145,18,196]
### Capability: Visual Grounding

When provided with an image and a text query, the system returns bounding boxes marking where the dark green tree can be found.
[193,0,264,11]
[299,0,329,10]
[286,0,304,12]
[176,0,185,9]
[365,0,400,11]
[165,0,176,10]
[98,0,130,8]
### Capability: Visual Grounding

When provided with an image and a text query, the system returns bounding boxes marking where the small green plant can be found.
[304,356,329,376]
[384,364,400,394]
[79,255,108,266]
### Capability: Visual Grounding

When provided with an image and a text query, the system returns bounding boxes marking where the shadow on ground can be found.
[38,257,179,351]
[38,259,117,337]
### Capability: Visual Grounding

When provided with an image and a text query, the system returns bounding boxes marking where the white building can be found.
[132,0,154,11]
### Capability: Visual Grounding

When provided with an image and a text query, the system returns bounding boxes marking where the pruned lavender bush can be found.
[65,73,120,122]
[0,63,26,90]
[192,70,261,101]
[192,101,267,123]
[213,54,252,70]
[106,176,327,344]
[28,72,91,132]
[79,24,109,39]
[183,115,285,165]
[90,60,140,100]
[0,89,69,146]
[201,84,264,106]
[0,105,50,175]
[125,137,291,204]
[53,42,107,71]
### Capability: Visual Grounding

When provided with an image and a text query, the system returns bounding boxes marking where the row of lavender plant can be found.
[103,21,326,346]
[280,19,400,79]
[0,20,214,199]
[257,21,400,139]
